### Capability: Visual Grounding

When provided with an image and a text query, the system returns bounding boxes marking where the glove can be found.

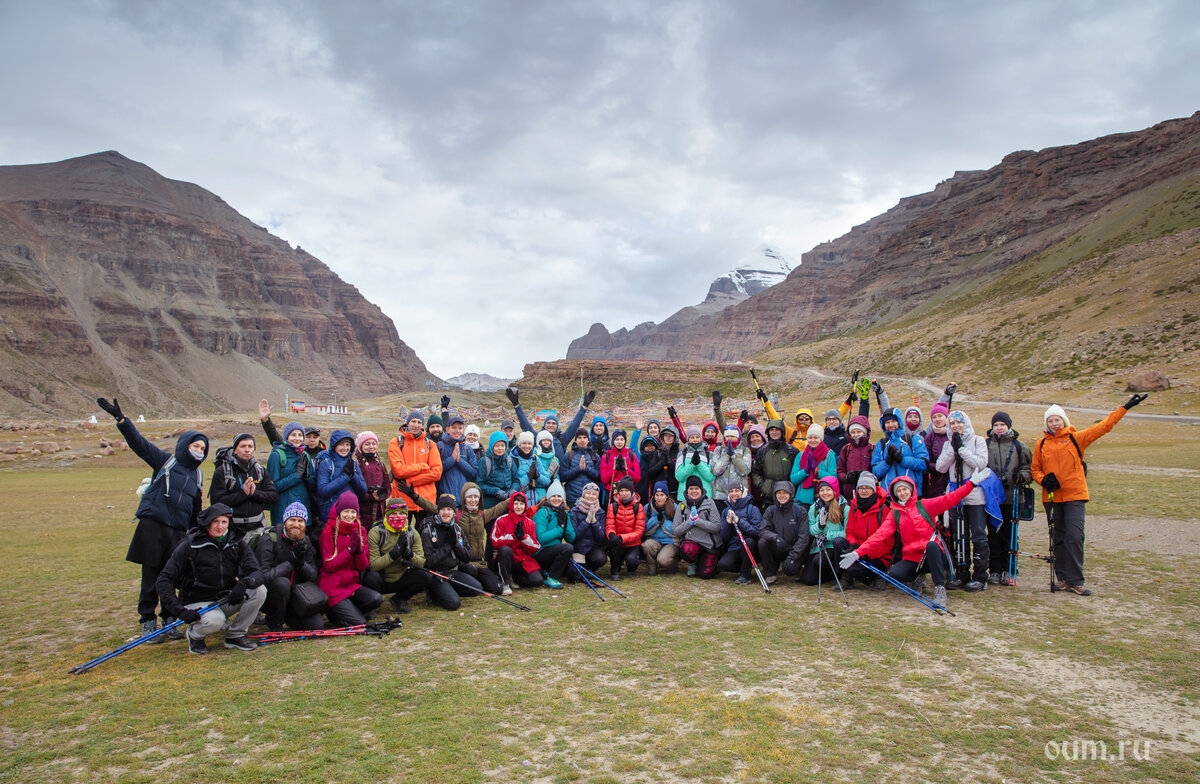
[227,583,247,606]
[845,391,856,406]
[755,389,768,403]
[96,397,123,421]
[583,390,596,408]
[528,462,539,481]
[395,479,416,498]
[871,381,883,397]
[177,607,202,624]
[1041,472,1061,492]
[1124,393,1148,410]
[667,406,677,419]
[295,455,308,478]
[887,444,900,465]
[505,387,519,406]
[343,459,355,477]
[781,558,797,575]
[615,455,626,472]
[608,532,622,546]
[739,409,750,423]
[691,450,701,466]
[389,541,406,561]
[290,539,309,565]
[374,486,389,501]
[441,395,451,409]
[969,467,993,485]
[951,433,963,450]
[839,550,860,570]
[855,379,871,400]
[712,390,722,409]
[944,383,958,396]
[514,522,525,540]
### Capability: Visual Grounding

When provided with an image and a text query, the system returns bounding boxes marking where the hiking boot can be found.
[501,584,513,596]
[223,636,257,652]
[390,595,410,614]
[910,576,925,594]
[646,564,658,577]
[187,635,207,655]
[162,617,185,640]
[947,578,965,591]
[267,623,285,633]
[1051,579,1066,592]
[988,572,1001,585]
[765,574,779,585]
[867,578,887,591]
[933,586,948,605]
[255,612,267,626]
[964,579,986,592]
[687,564,698,578]
[1065,583,1092,596]
[1001,571,1014,586]
[609,569,623,581]
[142,619,165,644]
[734,575,752,585]
[543,576,563,589]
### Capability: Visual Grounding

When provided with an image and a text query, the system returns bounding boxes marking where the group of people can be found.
[98,376,1147,654]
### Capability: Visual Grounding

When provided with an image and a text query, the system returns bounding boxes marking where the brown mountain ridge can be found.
[0,151,438,418]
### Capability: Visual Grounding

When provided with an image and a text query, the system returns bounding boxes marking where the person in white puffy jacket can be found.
[935,410,989,592]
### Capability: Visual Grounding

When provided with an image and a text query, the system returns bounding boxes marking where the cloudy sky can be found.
[2,1,1198,378]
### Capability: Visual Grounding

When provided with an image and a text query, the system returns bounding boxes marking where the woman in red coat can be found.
[489,492,545,594]
[840,467,991,608]
[319,491,383,625]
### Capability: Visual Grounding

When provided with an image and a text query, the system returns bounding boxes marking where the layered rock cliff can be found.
[0,151,438,417]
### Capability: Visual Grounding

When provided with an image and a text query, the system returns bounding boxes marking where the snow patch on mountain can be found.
[445,373,517,392]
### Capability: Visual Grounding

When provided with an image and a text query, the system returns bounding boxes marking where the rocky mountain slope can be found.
[445,372,518,392]
[567,244,793,359]
[0,151,438,418]
[563,114,1200,372]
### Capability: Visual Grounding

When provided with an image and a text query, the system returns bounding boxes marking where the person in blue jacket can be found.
[267,420,314,526]
[588,416,610,455]
[476,431,519,509]
[436,415,478,502]
[512,431,552,504]
[507,387,597,461]
[720,483,763,584]
[871,408,928,493]
[569,482,608,574]
[313,429,368,539]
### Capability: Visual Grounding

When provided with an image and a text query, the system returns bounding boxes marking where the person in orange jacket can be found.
[1031,394,1146,595]
[388,412,443,521]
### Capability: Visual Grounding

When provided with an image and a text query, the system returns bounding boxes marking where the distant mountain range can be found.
[0,151,438,417]
[566,243,795,360]
[445,372,517,392]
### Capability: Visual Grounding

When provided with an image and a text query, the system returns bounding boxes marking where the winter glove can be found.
[227,583,247,606]
[295,455,308,478]
[871,380,884,397]
[374,486,389,501]
[667,406,678,419]
[755,388,768,403]
[583,390,596,408]
[177,607,202,624]
[389,541,406,561]
[615,455,626,472]
[441,395,451,409]
[739,409,750,424]
[343,459,355,477]
[944,383,958,397]
[845,391,856,406]
[505,387,519,406]
[781,557,798,575]
[528,462,539,482]
[951,432,963,450]
[394,479,416,498]
[855,379,872,400]
[968,467,993,485]
[1123,393,1148,410]
[608,532,623,546]
[1041,472,1061,493]
[839,550,860,570]
[691,450,701,466]
[96,397,123,421]
[514,521,526,540]
[887,444,901,465]
[712,390,722,409]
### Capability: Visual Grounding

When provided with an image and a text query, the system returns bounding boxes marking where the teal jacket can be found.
[674,444,715,502]
[790,448,838,505]
[807,499,849,555]
[533,503,576,549]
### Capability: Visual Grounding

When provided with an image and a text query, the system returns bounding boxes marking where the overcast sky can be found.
[2,1,1198,378]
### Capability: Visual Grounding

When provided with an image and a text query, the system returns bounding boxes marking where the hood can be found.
[903,406,923,433]
[765,419,786,442]
[948,410,976,440]
[174,430,209,468]
[640,435,659,453]
[793,408,814,425]
[330,429,354,450]
[659,425,678,444]
[590,417,609,437]
[771,480,795,503]
[701,420,720,446]
[888,475,917,504]
[880,408,902,437]
[847,415,871,439]
[746,424,767,444]
[507,491,529,516]
[487,431,510,453]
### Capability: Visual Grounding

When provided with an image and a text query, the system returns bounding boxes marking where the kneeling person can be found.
[156,503,266,654]
[364,497,433,614]
[416,494,484,610]
[256,501,324,632]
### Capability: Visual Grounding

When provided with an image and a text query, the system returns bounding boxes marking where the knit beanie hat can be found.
[991,411,1013,429]
[611,428,628,445]
[282,500,309,524]
[426,414,444,429]
[406,411,425,424]
[686,424,701,438]
[282,421,305,442]
[930,402,950,418]
[856,473,877,490]
[817,476,839,496]
[1043,404,1071,431]
[805,424,824,440]
[515,430,535,448]
[685,475,704,490]
[436,494,457,510]
[652,481,669,496]
[334,490,360,515]
[615,477,635,494]
[536,429,554,449]
[546,479,565,500]
[824,409,842,423]
[232,432,255,450]
[385,496,408,513]
[724,425,740,441]
[582,482,600,496]
[465,424,481,439]
[355,431,379,452]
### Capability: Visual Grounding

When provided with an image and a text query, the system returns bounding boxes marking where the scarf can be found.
[800,443,830,488]
[574,497,599,524]
[855,494,877,512]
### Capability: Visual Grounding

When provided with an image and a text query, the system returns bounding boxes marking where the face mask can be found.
[189,446,206,461]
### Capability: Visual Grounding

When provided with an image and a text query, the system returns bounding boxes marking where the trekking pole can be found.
[572,560,605,602]
[1011,549,1053,562]
[70,602,222,674]
[249,619,403,645]
[732,525,770,593]
[1008,489,1019,586]
[416,564,532,611]
[819,542,849,608]
[817,535,823,604]
[858,561,955,617]
[1046,492,1057,592]
[577,563,627,598]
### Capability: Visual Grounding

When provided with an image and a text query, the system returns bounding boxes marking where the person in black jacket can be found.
[758,481,809,584]
[156,503,267,655]
[210,434,278,540]
[99,396,209,641]
[634,435,666,504]
[255,501,324,632]
[415,495,481,610]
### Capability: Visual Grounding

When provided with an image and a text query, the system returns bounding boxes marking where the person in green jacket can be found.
[674,425,715,502]
[795,477,849,585]
[362,497,432,614]
[790,425,838,511]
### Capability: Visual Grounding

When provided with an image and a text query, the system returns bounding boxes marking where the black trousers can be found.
[263,576,325,630]
[458,563,503,594]
[326,585,384,626]
[887,540,951,587]
[605,534,642,574]
[757,532,790,577]
[948,504,989,581]
[536,544,575,580]
[988,501,1016,574]
[362,568,431,602]
[494,546,544,588]
[1047,499,1087,586]
[800,547,840,585]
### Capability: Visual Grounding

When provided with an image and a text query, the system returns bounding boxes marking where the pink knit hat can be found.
[355,431,379,451]
[930,402,950,418]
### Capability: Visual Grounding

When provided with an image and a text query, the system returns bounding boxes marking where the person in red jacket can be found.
[840,467,992,607]
[605,477,646,580]
[834,473,892,589]
[600,429,640,500]
[319,491,383,626]
[489,492,545,594]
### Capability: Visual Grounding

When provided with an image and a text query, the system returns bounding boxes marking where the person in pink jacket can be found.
[319,491,382,625]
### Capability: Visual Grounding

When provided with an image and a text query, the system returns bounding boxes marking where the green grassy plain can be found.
[0,414,1198,783]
